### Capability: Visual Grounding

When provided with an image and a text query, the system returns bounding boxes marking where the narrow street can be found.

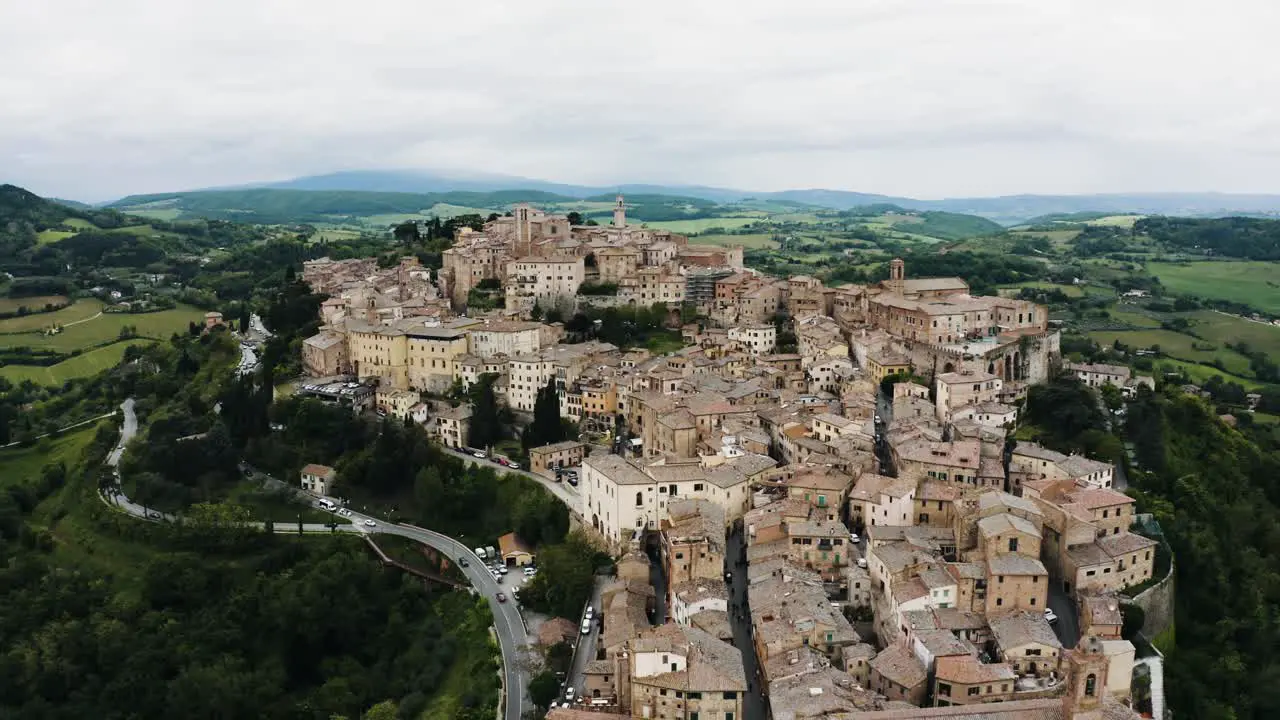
[875,387,895,476]
[726,525,767,720]
[1047,582,1080,649]
[646,538,668,625]
[564,577,608,703]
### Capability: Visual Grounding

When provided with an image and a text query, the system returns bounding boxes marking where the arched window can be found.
[635,491,643,507]
[1085,673,1097,697]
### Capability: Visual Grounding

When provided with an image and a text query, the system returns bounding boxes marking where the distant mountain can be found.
[118,169,1280,225]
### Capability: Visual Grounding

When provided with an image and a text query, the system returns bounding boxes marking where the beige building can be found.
[932,655,1017,707]
[628,624,746,720]
[728,324,777,356]
[934,371,1003,423]
[505,255,585,311]
[985,553,1049,614]
[893,439,982,487]
[869,644,928,706]
[302,332,348,377]
[300,463,336,496]
[468,320,543,358]
[987,610,1063,677]
[377,388,420,420]
[434,404,472,449]
[529,440,586,476]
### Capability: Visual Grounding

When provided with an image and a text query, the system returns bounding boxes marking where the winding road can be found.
[102,399,531,720]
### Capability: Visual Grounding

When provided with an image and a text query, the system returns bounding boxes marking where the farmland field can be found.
[0,298,105,332]
[1108,305,1163,329]
[1089,328,1254,377]
[63,218,97,229]
[0,304,204,351]
[1084,215,1144,228]
[1146,261,1280,314]
[0,339,154,385]
[0,424,102,483]
[646,217,760,233]
[1000,281,1085,298]
[1183,310,1280,358]
[119,207,181,221]
[1153,358,1262,389]
[693,233,778,249]
[36,229,77,244]
[0,295,69,313]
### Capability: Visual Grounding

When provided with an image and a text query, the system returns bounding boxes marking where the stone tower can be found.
[613,194,627,228]
[888,257,906,294]
[514,204,532,256]
[1061,636,1110,720]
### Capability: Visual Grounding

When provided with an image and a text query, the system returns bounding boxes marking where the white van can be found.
[318,498,337,511]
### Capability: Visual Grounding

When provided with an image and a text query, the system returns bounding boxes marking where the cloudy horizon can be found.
[3,0,1278,203]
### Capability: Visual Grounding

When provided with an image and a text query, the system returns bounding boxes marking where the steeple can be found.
[613,194,626,228]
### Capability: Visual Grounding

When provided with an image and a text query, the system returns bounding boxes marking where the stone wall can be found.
[1128,553,1175,638]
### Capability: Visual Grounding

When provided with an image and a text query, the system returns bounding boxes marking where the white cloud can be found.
[1,0,1277,200]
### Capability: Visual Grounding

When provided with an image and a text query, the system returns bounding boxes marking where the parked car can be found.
[523,566,537,576]
[580,619,591,635]
[564,687,575,702]
[1044,608,1058,624]
[850,532,860,544]
[857,557,868,569]
[472,451,486,459]
[499,566,509,575]
[507,462,520,470]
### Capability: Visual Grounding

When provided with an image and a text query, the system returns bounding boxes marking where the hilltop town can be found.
[295,198,1160,720]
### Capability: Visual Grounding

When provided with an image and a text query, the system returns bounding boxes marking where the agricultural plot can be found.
[0,339,154,385]
[0,298,105,333]
[1084,215,1144,228]
[1146,261,1280,314]
[646,217,761,233]
[0,304,204,352]
[0,424,101,485]
[1089,328,1254,377]
[36,229,77,244]
[0,295,69,313]
[1183,310,1280,358]
[693,233,779,249]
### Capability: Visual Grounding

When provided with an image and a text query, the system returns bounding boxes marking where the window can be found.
[723,692,737,700]
[1085,673,1097,697]
[687,692,701,699]
[1030,597,1037,606]
[660,689,668,696]
[996,598,1004,607]
[938,683,951,697]
[968,687,980,696]
[1008,537,1018,552]
[694,483,704,492]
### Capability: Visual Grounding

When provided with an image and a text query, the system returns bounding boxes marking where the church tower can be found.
[1061,636,1110,720]
[887,257,906,294]
[613,194,626,228]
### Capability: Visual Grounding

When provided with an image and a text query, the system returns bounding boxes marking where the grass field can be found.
[64,218,97,229]
[0,297,105,332]
[1084,215,1144,228]
[0,339,154,385]
[120,208,182,221]
[1154,358,1263,389]
[1000,281,1086,298]
[1108,305,1163,329]
[0,304,203,352]
[426,203,498,218]
[694,232,778,249]
[36,229,77,244]
[770,212,823,223]
[0,295,69,313]
[1183,310,1280,357]
[646,217,760,233]
[1090,328,1254,377]
[1146,261,1280,314]
[0,423,102,485]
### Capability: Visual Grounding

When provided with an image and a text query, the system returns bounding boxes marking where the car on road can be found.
[459,557,469,567]
[1044,608,1058,624]
[850,532,860,544]
[857,557,868,569]
[339,508,353,517]
[506,461,520,469]
[499,566,509,575]
[564,687,575,702]
[472,451,486,458]
[523,566,537,576]
[580,619,592,634]
[496,592,507,603]
[585,604,594,618]
[363,519,376,527]
[874,414,883,424]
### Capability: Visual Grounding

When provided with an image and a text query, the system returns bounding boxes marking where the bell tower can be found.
[1061,636,1109,720]
[888,257,906,294]
[613,194,627,228]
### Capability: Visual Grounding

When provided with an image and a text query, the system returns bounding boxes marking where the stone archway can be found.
[1013,351,1022,380]
[943,362,956,374]
[1003,355,1013,381]
[987,361,995,375]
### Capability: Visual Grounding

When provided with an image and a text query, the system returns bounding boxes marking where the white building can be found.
[727,324,776,356]
[468,320,542,358]
[504,255,584,308]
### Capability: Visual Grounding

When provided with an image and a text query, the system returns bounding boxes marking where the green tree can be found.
[467,373,502,450]
[529,670,561,710]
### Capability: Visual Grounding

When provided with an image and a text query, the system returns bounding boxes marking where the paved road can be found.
[0,409,118,449]
[564,577,606,704]
[102,399,531,720]
[451,449,582,511]
[727,526,768,720]
[1047,582,1080,649]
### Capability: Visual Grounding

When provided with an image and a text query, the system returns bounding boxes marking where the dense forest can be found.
[1135,216,1280,260]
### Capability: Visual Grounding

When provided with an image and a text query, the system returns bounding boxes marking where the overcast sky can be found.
[2,0,1278,202]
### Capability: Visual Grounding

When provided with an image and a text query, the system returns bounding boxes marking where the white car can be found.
[564,687,575,702]
[472,451,486,459]
[523,567,537,576]
[363,519,376,527]
[580,619,592,635]
[1044,608,1059,624]
[849,532,860,544]
[857,557,868,569]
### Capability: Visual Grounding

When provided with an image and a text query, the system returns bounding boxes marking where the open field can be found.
[693,232,778,249]
[1010,229,1082,245]
[63,218,97,229]
[1089,328,1254,377]
[646,217,760,233]
[769,212,823,223]
[1146,261,1280,314]
[37,229,77,244]
[1184,310,1280,357]
[1108,305,1164,329]
[0,304,204,351]
[426,202,495,217]
[1000,281,1086,298]
[0,423,102,485]
[0,339,154,385]
[0,297,105,332]
[1154,358,1263,389]
[1084,215,1144,228]
[119,208,181,221]
[0,295,69,313]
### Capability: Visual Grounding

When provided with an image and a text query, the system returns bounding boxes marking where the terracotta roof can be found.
[988,610,1062,651]
[934,655,1016,685]
[870,645,927,688]
[301,463,335,478]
